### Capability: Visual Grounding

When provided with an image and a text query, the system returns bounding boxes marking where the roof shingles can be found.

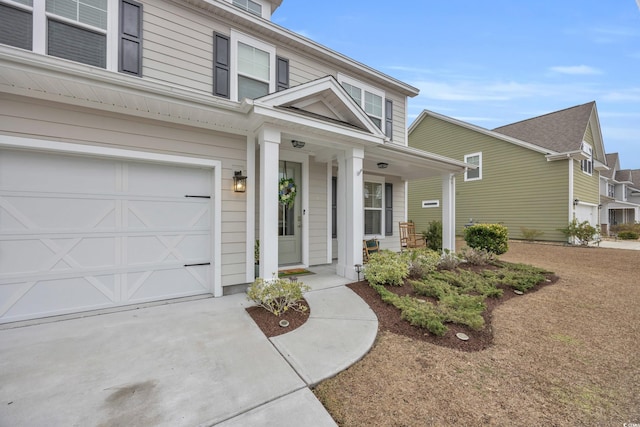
[492,101,595,153]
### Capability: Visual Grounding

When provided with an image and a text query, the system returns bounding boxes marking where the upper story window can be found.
[237,41,270,100]
[232,0,261,16]
[338,73,385,130]
[464,152,482,181]
[0,0,142,75]
[607,183,615,198]
[580,142,593,176]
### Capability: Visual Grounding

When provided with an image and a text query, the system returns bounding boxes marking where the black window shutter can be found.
[213,32,230,98]
[119,0,143,76]
[332,177,337,238]
[385,183,393,236]
[276,56,289,91]
[385,98,393,138]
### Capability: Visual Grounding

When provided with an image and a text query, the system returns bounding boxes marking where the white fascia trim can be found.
[546,150,588,162]
[410,110,552,155]
[0,135,224,297]
[375,143,469,171]
[0,47,246,113]
[251,104,384,144]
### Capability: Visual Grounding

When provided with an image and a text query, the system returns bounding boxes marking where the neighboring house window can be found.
[608,183,615,198]
[581,142,593,176]
[232,0,261,16]
[464,152,482,181]
[364,179,384,236]
[338,73,385,130]
[0,0,142,73]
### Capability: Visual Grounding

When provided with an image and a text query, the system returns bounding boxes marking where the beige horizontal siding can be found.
[409,115,570,242]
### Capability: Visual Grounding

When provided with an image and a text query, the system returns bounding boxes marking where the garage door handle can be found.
[184,263,211,267]
[185,195,211,199]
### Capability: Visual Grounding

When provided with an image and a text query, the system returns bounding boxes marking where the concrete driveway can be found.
[0,283,378,426]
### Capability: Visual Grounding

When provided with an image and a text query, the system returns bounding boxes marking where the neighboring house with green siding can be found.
[408,101,607,242]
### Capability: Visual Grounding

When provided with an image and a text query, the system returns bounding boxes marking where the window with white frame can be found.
[364,179,384,236]
[607,182,615,198]
[232,0,261,16]
[230,31,275,101]
[338,73,385,130]
[580,142,593,175]
[464,152,482,181]
[0,0,142,74]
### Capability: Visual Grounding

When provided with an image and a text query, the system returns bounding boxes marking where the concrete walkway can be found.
[0,274,378,426]
[598,239,640,250]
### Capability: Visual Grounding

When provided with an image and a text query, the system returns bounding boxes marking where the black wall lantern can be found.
[233,171,247,193]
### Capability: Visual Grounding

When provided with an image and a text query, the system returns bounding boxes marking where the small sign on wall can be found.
[422,200,440,208]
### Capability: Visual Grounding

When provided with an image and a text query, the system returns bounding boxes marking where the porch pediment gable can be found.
[253,76,385,136]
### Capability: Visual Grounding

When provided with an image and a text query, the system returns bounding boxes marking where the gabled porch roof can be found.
[249,77,469,179]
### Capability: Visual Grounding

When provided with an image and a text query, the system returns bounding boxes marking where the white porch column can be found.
[442,172,456,253]
[336,147,364,280]
[258,126,280,279]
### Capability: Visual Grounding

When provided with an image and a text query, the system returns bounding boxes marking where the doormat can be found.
[278,268,315,278]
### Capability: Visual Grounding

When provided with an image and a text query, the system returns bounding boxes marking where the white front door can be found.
[0,148,213,323]
[278,161,302,265]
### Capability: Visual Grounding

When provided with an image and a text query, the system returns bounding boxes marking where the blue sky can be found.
[273,1,640,169]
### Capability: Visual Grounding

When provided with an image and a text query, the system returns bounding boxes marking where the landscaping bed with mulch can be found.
[246,298,309,338]
[347,264,558,352]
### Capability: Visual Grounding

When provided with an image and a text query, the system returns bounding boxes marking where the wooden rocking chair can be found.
[363,239,380,263]
[399,221,426,251]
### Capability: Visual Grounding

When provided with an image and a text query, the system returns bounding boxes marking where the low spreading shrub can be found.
[246,276,310,316]
[483,262,549,292]
[364,250,408,286]
[464,223,509,255]
[617,230,639,240]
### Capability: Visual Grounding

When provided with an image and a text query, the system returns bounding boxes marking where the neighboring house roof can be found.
[615,169,633,183]
[602,153,619,179]
[492,101,596,153]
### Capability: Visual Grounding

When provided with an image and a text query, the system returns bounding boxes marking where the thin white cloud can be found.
[412,80,554,102]
[550,65,603,75]
[602,89,640,102]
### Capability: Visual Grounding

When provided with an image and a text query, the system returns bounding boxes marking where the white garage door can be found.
[575,203,597,227]
[0,148,214,323]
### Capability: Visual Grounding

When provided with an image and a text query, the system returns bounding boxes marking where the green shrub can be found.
[520,227,545,241]
[410,277,453,299]
[464,223,509,255]
[438,293,486,331]
[402,248,441,279]
[617,230,639,240]
[432,269,503,298]
[246,276,310,316]
[364,250,408,286]
[460,247,494,266]
[422,220,443,251]
[559,218,597,246]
